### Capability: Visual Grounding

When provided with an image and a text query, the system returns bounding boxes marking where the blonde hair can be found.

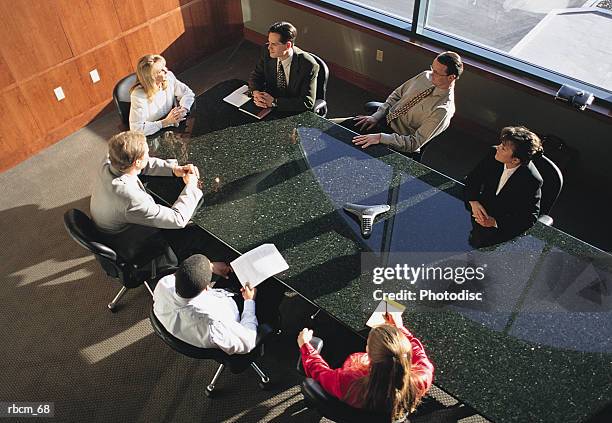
[132,54,168,99]
[108,131,147,172]
[345,325,421,421]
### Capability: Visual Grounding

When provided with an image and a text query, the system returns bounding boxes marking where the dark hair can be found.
[500,126,544,164]
[174,254,213,299]
[436,51,463,79]
[268,21,297,44]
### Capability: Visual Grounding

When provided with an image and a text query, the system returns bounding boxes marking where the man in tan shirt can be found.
[350,51,462,154]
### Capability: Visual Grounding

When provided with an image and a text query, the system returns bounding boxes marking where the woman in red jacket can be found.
[297,314,434,421]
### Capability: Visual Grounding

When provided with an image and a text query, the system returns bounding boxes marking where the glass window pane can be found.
[343,0,416,22]
[425,0,612,92]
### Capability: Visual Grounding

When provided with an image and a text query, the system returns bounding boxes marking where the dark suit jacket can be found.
[248,45,319,113]
[464,148,543,240]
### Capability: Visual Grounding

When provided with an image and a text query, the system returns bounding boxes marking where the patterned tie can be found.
[386,86,435,125]
[277,60,287,91]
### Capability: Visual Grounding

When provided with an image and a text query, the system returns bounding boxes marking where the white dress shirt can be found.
[496,164,519,195]
[277,48,293,85]
[129,71,195,136]
[153,275,258,355]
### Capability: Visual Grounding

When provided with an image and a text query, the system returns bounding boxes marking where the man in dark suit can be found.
[464,126,544,248]
[248,21,319,114]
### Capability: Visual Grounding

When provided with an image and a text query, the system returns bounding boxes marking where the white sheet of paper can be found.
[365,299,406,328]
[230,244,289,288]
[223,84,250,107]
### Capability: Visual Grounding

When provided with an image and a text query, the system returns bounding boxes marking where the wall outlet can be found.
[54,86,65,101]
[376,49,383,62]
[90,69,100,83]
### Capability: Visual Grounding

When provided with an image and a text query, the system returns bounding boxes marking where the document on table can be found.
[222,84,272,119]
[223,84,251,107]
[230,244,289,288]
[365,299,406,328]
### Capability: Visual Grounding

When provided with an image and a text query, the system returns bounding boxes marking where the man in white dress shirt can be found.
[154,254,259,354]
[348,51,463,155]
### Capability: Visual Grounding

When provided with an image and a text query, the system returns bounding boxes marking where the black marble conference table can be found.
[147,111,611,423]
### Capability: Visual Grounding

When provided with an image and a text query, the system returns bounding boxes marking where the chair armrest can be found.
[296,336,323,375]
[538,215,554,226]
[364,101,383,115]
[255,323,274,346]
[314,99,327,116]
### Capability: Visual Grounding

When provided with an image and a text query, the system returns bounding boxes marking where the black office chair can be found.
[63,209,168,311]
[149,306,273,396]
[363,101,428,162]
[533,154,563,226]
[112,73,137,126]
[310,53,330,117]
[301,377,392,423]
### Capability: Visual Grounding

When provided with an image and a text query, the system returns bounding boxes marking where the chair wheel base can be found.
[205,386,215,397]
[107,303,117,312]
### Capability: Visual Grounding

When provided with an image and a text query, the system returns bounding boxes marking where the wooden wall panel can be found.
[75,39,133,106]
[187,0,215,55]
[122,25,157,71]
[144,0,181,20]
[211,0,243,42]
[112,0,148,31]
[0,87,43,165]
[0,0,73,81]
[0,53,15,89]
[155,9,195,71]
[20,62,93,133]
[57,0,122,55]
[0,0,245,172]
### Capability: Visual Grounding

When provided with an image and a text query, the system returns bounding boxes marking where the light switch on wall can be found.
[376,50,384,62]
[54,87,65,101]
[90,69,100,83]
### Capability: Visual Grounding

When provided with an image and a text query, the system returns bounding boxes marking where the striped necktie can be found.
[277,60,287,91]
[386,86,435,125]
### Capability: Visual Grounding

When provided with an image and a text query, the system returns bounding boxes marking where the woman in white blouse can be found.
[129,54,195,136]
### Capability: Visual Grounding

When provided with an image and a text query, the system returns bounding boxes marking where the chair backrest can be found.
[64,209,117,262]
[300,378,393,423]
[113,73,137,126]
[309,53,329,102]
[532,154,563,216]
[63,208,143,287]
[149,306,230,361]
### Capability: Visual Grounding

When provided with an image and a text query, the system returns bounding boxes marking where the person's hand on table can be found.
[241,284,256,300]
[162,106,186,127]
[475,215,497,228]
[352,133,382,149]
[173,164,199,178]
[469,201,491,226]
[210,261,232,279]
[183,171,199,187]
[297,328,314,348]
[253,91,274,108]
[353,115,379,131]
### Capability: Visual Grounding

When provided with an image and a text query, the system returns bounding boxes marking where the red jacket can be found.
[300,325,434,409]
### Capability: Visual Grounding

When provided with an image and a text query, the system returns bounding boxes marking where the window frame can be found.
[316,0,612,105]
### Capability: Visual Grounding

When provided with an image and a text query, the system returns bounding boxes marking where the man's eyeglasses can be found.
[430,65,449,77]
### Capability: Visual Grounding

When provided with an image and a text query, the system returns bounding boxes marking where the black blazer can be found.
[464,148,543,239]
[248,45,319,113]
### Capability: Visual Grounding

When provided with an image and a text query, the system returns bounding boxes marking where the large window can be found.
[320,0,612,101]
